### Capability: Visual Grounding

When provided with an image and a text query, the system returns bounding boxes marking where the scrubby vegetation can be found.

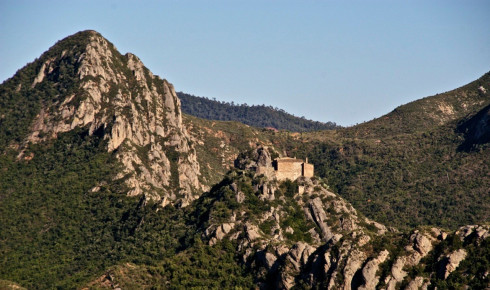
[0,128,255,288]
[1,29,488,288]
[303,122,489,230]
[0,31,94,150]
[283,73,490,230]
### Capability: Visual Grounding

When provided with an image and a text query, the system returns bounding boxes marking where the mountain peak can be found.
[3,30,204,204]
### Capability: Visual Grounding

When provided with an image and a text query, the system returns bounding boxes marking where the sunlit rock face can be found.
[24,30,202,204]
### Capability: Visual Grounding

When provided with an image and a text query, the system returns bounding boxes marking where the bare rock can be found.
[342,249,367,290]
[359,250,389,290]
[385,231,434,289]
[457,225,490,243]
[287,242,316,272]
[431,227,448,240]
[411,231,433,256]
[245,223,261,241]
[357,234,371,247]
[23,32,203,205]
[438,249,467,279]
[406,276,430,290]
[308,197,334,241]
[323,251,333,274]
[257,251,277,270]
[385,255,410,290]
[234,145,273,172]
[214,223,235,242]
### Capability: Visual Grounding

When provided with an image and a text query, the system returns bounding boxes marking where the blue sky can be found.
[1,1,489,126]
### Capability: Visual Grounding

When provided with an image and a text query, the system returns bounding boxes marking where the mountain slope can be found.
[0,30,489,289]
[0,30,203,204]
[87,147,490,289]
[178,92,340,132]
[343,72,490,138]
[182,73,490,229]
[287,73,490,229]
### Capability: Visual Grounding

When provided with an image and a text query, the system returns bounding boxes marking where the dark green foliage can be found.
[302,121,490,230]
[0,128,132,288]
[154,239,255,288]
[190,171,315,246]
[192,171,269,229]
[275,180,314,243]
[178,92,340,132]
[165,146,181,193]
[259,219,276,235]
[449,237,490,289]
[281,179,298,198]
[0,128,255,288]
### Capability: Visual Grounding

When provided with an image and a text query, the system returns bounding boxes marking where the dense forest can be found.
[178,92,340,132]
[0,128,253,288]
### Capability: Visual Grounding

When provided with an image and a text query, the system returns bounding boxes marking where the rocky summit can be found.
[0,31,488,289]
[8,30,203,205]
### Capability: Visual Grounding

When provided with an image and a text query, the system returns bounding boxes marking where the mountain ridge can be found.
[0,30,488,288]
[178,91,340,132]
[343,71,490,138]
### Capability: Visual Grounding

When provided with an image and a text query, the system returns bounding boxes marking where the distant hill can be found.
[294,72,490,229]
[342,72,490,138]
[178,92,340,132]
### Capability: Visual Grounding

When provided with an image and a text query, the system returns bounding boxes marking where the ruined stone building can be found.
[257,157,314,181]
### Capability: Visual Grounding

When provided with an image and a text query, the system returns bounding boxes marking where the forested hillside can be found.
[178,92,339,132]
[286,73,490,230]
[0,30,488,289]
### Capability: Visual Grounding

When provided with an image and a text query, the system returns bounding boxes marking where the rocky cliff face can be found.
[15,30,202,204]
[190,146,490,289]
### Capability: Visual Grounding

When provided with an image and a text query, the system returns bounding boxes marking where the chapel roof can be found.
[275,157,304,163]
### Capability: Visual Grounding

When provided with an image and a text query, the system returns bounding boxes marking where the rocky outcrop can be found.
[22,31,202,204]
[342,249,367,290]
[384,231,434,289]
[192,147,490,289]
[308,197,335,241]
[438,249,467,279]
[198,153,395,289]
[406,276,430,290]
[458,103,490,149]
[358,250,389,290]
[234,145,275,173]
[457,224,490,241]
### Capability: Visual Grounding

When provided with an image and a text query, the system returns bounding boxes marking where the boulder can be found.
[359,250,389,290]
[438,249,467,279]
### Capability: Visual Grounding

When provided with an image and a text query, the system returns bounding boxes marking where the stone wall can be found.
[256,157,314,181]
[302,163,314,178]
[275,158,304,181]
